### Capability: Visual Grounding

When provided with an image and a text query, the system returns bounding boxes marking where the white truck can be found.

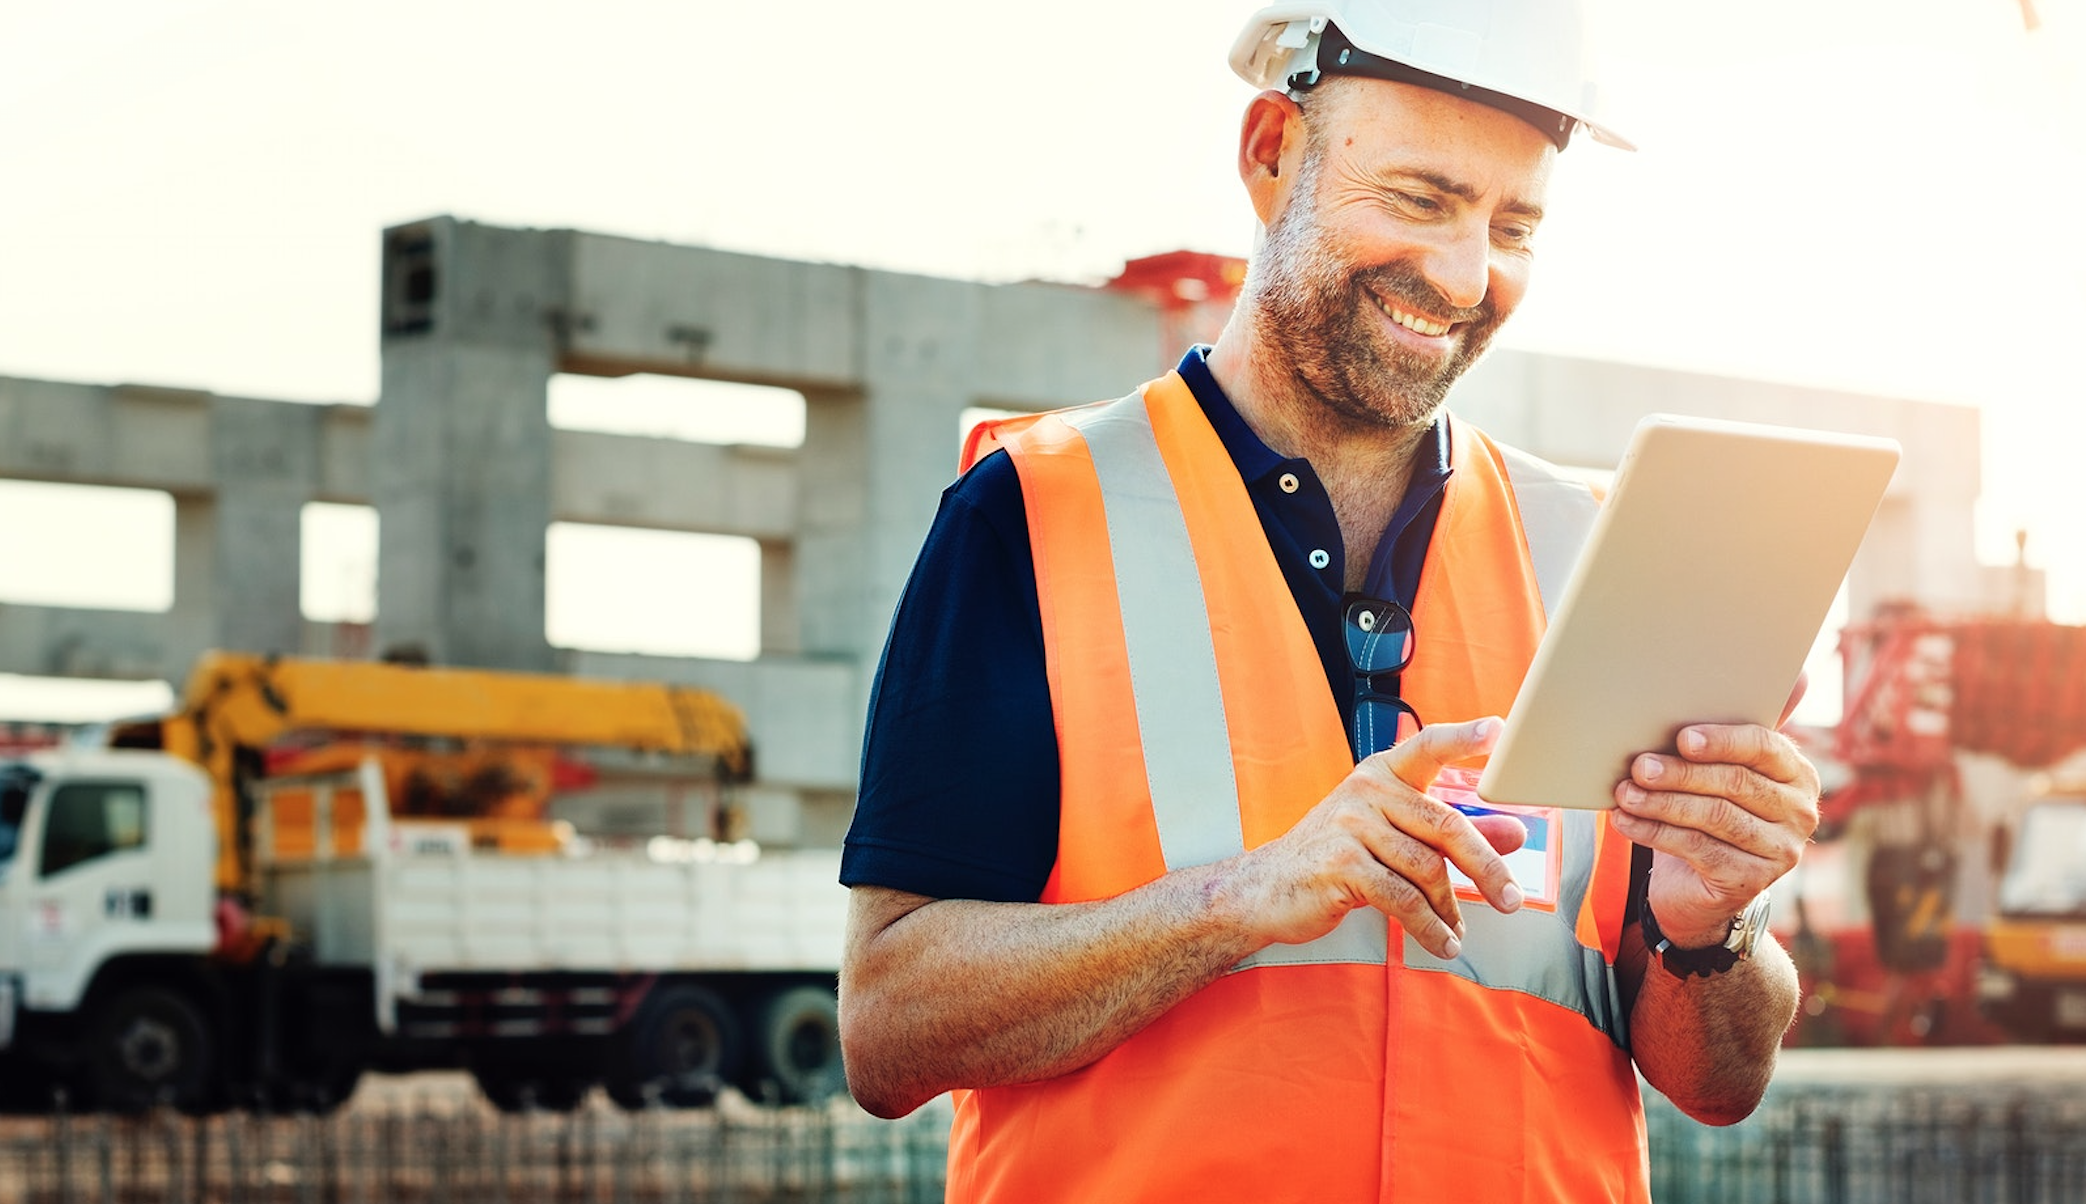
[1980,790,2086,1042]
[0,746,850,1114]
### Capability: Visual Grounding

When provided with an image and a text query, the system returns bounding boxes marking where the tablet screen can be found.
[1475,414,1900,810]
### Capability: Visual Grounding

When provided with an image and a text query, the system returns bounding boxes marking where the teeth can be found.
[1374,293,1451,337]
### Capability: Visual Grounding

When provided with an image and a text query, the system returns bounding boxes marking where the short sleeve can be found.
[840,451,1060,903]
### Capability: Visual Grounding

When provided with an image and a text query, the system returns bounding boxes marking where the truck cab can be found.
[1980,792,2086,1041]
[0,750,218,1108]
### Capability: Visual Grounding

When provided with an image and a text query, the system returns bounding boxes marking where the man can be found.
[838,3,1820,1200]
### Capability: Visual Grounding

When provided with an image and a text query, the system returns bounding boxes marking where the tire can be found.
[746,985,845,1106]
[89,986,218,1115]
[605,985,741,1110]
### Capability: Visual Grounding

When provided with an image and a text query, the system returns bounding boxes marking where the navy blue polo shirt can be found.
[841,347,1451,903]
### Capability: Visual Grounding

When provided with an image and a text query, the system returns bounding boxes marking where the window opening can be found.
[0,481,174,611]
[545,523,760,661]
[301,502,378,623]
[549,374,806,448]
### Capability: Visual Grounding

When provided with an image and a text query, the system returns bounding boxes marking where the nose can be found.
[1416,227,1492,313]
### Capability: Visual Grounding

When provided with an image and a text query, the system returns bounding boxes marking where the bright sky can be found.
[2,0,2083,721]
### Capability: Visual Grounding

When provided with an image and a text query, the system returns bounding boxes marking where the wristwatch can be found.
[1641,893,1772,979]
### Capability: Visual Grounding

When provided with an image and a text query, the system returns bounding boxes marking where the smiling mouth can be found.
[1369,290,1453,338]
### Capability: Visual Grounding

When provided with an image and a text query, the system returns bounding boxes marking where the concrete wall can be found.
[0,217,1996,844]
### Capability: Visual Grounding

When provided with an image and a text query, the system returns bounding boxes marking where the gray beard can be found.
[1247,167,1505,433]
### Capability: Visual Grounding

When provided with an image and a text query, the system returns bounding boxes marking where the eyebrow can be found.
[1395,169,1546,223]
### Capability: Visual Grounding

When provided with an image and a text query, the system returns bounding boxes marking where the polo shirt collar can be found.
[1173,345,1451,496]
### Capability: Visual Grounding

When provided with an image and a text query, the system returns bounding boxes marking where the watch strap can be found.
[1640,892,1769,980]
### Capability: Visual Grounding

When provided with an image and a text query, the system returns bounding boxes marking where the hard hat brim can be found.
[1228,4,1635,152]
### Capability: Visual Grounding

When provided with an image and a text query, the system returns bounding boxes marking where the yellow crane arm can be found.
[175,653,750,765]
[134,652,753,895]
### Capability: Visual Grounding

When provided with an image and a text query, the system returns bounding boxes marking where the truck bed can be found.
[265,842,847,976]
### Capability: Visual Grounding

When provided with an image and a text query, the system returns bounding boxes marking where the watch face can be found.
[1725,895,1771,956]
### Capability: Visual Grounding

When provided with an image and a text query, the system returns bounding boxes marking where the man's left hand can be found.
[1608,712,1821,949]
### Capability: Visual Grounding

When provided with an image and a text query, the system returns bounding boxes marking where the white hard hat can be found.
[1229,1,1633,151]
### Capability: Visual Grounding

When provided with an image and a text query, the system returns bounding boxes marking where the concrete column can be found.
[848,275,980,649]
[794,387,870,661]
[758,539,800,655]
[793,273,983,747]
[165,496,219,682]
[1848,497,1913,623]
[1850,496,1984,624]
[207,397,316,658]
[374,218,564,671]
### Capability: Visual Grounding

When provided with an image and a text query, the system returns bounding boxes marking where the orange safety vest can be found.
[948,372,1648,1203]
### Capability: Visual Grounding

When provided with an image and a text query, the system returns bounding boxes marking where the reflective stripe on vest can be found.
[1056,402,1246,871]
[950,373,1649,1204]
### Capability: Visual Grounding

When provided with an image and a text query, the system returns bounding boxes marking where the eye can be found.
[1492,222,1537,250]
[1390,190,1444,216]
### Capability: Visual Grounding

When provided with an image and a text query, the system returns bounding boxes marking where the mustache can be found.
[1357,266,1493,327]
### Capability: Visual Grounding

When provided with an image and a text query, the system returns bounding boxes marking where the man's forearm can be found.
[838,869,1264,1119]
[838,722,1530,1119]
[1624,928,1799,1126]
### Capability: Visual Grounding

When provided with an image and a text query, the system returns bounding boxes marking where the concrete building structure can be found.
[0,217,2027,846]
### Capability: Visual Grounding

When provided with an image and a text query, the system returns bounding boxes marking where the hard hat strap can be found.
[1288,22,1576,152]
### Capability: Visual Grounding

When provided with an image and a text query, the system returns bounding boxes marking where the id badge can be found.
[1433,765,1562,912]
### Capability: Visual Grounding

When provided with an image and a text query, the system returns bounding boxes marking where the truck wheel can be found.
[746,986,846,1106]
[90,986,218,1115]
[605,984,741,1110]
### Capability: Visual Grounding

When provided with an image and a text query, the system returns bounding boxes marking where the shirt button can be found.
[1278,472,1300,494]
[1309,549,1331,570]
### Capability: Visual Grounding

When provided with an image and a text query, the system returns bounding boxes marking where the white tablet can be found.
[1475,414,1901,810]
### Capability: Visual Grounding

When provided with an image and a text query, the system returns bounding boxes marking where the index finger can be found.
[1411,799,1524,915]
[1390,717,1522,910]
[1353,760,1523,914]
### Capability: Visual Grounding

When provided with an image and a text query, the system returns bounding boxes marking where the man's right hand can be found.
[1225,716,1527,960]
[839,715,1528,1116]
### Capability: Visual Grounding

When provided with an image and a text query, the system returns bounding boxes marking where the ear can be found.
[1238,90,1308,227]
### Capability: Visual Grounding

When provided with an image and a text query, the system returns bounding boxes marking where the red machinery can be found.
[1837,610,2086,779]
[1783,608,2086,1046]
